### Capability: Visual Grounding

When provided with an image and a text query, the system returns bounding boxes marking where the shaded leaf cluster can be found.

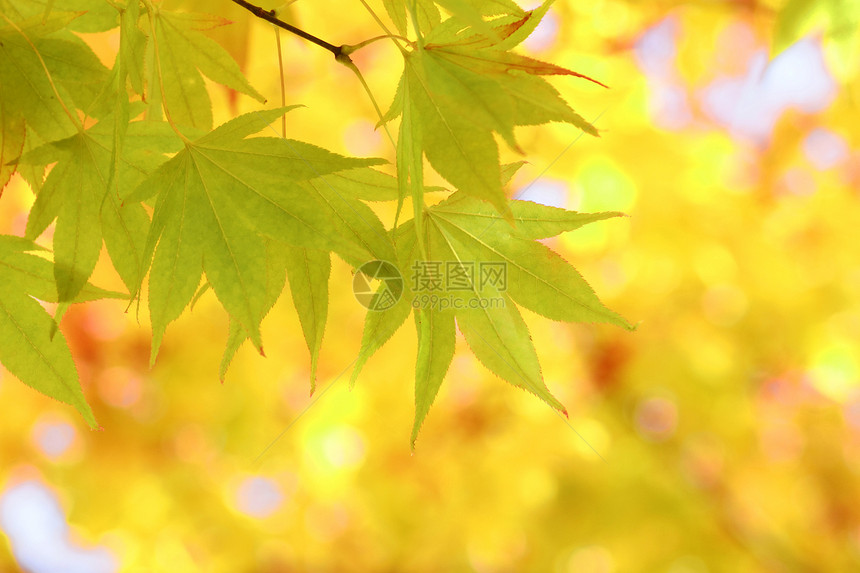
[0,0,630,445]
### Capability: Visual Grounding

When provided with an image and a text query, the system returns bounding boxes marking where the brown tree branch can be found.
[229,0,345,60]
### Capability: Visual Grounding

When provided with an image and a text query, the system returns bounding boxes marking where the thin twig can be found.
[230,0,344,59]
[274,27,287,138]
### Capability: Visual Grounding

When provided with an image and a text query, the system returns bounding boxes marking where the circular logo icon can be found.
[353,260,403,311]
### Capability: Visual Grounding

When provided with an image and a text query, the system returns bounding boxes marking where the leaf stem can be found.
[341,34,413,55]
[407,0,425,48]
[229,0,345,59]
[355,0,408,52]
[274,27,287,138]
[337,58,397,154]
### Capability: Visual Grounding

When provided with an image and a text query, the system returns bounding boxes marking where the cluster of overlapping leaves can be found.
[0,0,631,445]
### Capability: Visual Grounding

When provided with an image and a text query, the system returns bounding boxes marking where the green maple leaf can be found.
[1,0,630,444]
[349,236,415,389]
[127,108,386,363]
[383,1,603,232]
[219,242,332,392]
[386,0,524,37]
[353,194,633,448]
[118,0,147,97]
[0,0,119,33]
[0,99,24,194]
[321,167,403,202]
[184,136,398,387]
[0,10,109,149]
[0,236,126,428]
[401,45,511,224]
[84,0,149,257]
[432,0,523,41]
[396,60,429,252]
[219,239,288,381]
[422,0,544,48]
[412,306,456,447]
[0,7,113,200]
[20,120,179,301]
[303,172,399,266]
[11,126,47,196]
[383,0,523,37]
[284,246,330,392]
[426,193,631,325]
[145,7,266,130]
[383,0,441,36]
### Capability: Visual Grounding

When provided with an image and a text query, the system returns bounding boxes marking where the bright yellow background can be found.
[2,1,860,571]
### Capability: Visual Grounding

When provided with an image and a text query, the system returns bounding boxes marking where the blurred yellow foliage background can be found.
[2,0,860,571]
